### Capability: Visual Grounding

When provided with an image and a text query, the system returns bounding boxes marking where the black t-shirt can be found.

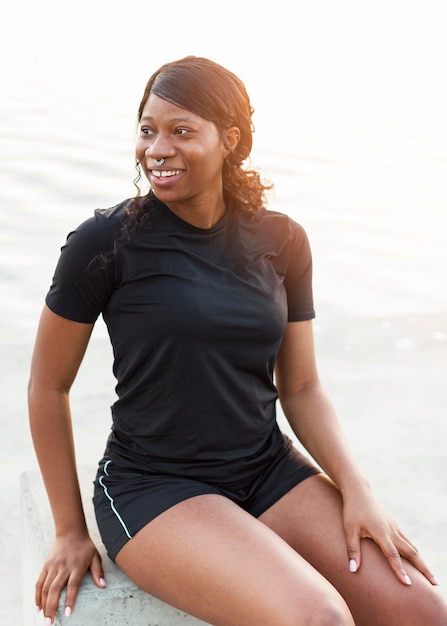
[46,194,315,483]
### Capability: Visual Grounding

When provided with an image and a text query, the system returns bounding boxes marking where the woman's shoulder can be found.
[263,208,306,231]
[94,197,135,228]
[69,197,141,243]
[55,198,137,263]
[239,207,308,243]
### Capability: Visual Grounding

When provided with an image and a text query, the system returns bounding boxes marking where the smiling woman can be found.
[28,56,447,626]
[132,56,270,228]
[136,95,233,227]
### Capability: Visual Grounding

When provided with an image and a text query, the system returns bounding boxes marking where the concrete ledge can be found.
[21,468,210,625]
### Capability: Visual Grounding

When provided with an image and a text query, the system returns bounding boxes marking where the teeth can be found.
[152,170,181,178]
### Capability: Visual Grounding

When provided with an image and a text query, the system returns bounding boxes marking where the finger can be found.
[43,570,70,624]
[376,536,412,585]
[35,567,48,611]
[397,535,441,586]
[39,570,54,615]
[90,551,106,589]
[64,569,84,618]
[345,527,362,574]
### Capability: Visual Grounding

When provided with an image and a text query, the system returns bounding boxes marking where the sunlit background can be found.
[1,0,446,621]
[2,0,446,318]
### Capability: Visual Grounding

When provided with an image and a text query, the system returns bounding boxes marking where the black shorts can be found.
[93,435,320,561]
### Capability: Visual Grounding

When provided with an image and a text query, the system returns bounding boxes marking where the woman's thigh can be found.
[115,492,354,626]
[259,473,447,626]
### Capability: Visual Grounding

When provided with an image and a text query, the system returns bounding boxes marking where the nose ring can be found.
[154,158,165,166]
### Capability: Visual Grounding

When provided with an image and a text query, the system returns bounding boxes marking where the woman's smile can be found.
[150,168,183,179]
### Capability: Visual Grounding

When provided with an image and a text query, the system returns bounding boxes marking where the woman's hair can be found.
[131,56,272,218]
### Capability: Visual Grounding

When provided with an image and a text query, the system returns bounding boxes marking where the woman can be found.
[28,56,447,625]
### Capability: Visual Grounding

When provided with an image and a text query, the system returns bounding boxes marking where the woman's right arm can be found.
[28,305,105,624]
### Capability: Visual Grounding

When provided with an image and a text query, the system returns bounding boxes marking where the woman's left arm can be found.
[275,320,438,586]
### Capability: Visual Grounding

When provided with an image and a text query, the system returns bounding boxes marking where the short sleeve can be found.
[45,210,118,323]
[283,221,315,322]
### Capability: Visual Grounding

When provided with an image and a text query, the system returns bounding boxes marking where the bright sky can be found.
[2,0,447,129]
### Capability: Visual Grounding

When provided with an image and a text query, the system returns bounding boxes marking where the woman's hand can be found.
[36,532,105,624]
[341,486,438,586]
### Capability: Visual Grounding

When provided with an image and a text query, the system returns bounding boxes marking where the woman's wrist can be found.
[339,475,371,499]
[54,512,89,539]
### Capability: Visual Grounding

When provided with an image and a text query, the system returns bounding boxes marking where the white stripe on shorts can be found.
[99,460,132,539]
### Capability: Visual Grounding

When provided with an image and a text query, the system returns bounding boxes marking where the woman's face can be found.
[136,94,233,218]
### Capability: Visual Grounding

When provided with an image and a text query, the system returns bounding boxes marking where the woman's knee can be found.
[285,605,354,626]
[273,591,354,626]
[307,597,354,626]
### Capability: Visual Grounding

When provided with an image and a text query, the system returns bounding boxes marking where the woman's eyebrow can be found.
[140,115,195,123]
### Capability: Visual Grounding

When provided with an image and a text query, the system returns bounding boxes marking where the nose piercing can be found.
[154,158,165,166]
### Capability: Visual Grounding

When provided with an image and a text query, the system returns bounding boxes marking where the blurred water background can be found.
[1,0,446,621]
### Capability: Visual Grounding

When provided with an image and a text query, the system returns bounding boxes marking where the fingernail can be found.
[36,605,41,613]
[45,618,52,626]
[432,576,441,586]
[404,574,412,586]
[100,577,106,587]
[349,559,357,573]
[65,606,72,617]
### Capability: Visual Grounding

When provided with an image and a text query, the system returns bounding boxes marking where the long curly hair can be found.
[128,56,272,227]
